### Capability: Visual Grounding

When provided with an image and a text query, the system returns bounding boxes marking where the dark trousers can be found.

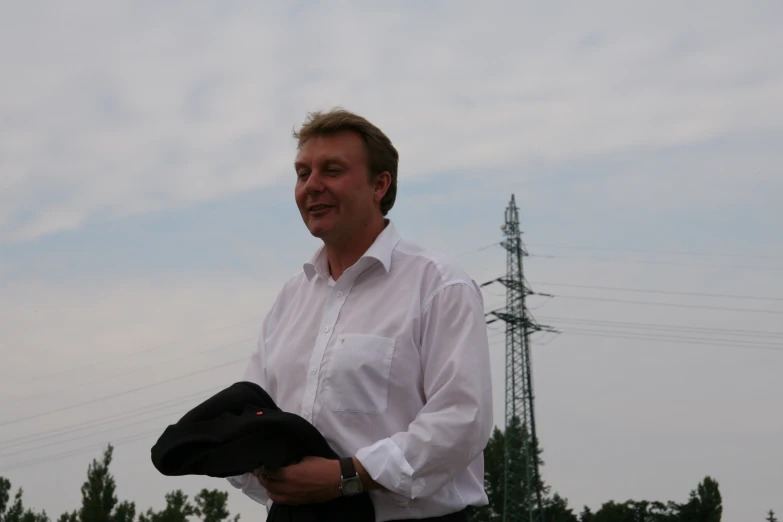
[388,508,467,522]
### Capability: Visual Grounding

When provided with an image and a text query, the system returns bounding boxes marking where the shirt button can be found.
[303,412,309,419]
[323,326,329,333]
[336,291,343,297]
[310,368,317,375]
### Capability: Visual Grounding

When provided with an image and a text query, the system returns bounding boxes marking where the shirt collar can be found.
[303,219,401,281]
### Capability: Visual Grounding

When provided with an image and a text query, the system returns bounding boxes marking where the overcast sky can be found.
[1,2,782,521]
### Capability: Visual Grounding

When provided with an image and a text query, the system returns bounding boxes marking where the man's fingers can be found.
[258,473,288,494]
[268,492,297,505]
[259,466,286,480]
[254,466,282,485]
[264,482,300,505]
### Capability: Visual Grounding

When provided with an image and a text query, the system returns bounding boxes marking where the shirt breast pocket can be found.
[324,333,396,414]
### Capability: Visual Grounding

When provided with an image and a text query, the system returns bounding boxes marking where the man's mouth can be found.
[308,204,334,212]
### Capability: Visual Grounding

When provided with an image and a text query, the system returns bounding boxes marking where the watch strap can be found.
[339,457,363,496]
[339,457,357,479]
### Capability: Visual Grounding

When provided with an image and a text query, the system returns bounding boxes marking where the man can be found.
[227,108,493,521]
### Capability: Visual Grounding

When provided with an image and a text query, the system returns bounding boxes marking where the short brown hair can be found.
[293,108,398,216]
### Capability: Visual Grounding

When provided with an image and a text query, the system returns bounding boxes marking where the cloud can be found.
[1,1,782,241]
[2,4,783,522]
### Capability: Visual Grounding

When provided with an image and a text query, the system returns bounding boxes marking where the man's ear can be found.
[374,171,391,202]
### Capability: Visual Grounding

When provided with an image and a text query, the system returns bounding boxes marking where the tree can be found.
[138,490,194,522]
[5,447,241,522]
[59,445,135,522]
[503,414,549,518]
[2,488,25,522]
[468,419,569,522]
[1,478,49,522]
[767,510,778,522]
[647,501,680,522]
[581,477,720,522]
[541,493,578,522]
[55,515,77,522]
[0,480,13,522]
[579,506,594,522]
[467,426,506,522]
[591,500,635,522]
[138,489,239,522]
[194,490,238,522]
[677,476,722,522]
[583,498,680,522]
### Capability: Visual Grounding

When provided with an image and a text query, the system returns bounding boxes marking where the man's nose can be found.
[303,170,325,193]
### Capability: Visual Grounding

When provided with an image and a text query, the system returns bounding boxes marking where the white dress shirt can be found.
[227,220,493,521]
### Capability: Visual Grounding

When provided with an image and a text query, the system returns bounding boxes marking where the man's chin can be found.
[305,216,340,240]
[307,223,330,239]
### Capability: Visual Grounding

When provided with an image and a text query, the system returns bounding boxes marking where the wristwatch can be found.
[339,457,363,496]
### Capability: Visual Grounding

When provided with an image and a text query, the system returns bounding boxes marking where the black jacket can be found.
[150,381,375,522]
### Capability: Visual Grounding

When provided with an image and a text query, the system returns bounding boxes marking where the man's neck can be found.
[324,218,387,281]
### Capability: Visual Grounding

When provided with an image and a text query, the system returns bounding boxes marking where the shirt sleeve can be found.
[225,304,277,508]
[355,280,494,502]
[225,472,271,508]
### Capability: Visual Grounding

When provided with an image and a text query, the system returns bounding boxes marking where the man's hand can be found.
[255,456,342,505]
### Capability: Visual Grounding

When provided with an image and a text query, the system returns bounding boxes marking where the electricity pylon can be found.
[483,194,557,522]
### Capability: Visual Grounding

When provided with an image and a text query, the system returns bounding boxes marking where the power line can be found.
[557,328,783,353]
[0,409,177,460]
[535,315,783,339]
[3,337,253,403]
[456,242,501,257]
[550,294,783,315]
[487,323,783,353]
[551,325,782,350]
[0,357,246,429]
[0,428,161,473]
[525,243,783,261]
[527,253,783,272]
[530,282,783,302]
[461,239,783,262]
[0,387,217,450]
[12,314,260,385]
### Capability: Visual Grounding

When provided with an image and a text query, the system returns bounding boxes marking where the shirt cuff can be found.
[355,438,426,505]
[226,473,271,507]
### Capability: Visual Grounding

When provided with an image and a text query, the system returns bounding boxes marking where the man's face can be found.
[294,131,385,241]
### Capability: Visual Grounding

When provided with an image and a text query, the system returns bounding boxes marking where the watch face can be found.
[343,479,361,494]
